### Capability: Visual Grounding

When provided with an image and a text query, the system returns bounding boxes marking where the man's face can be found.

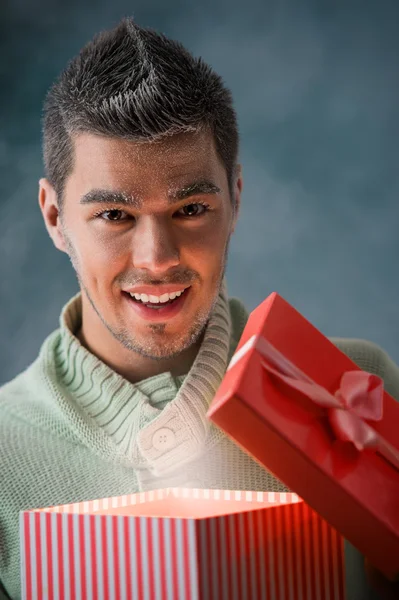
[51,130,241,360]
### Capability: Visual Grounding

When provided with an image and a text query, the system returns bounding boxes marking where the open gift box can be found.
[207,292,399,582]
[20,487,345,600]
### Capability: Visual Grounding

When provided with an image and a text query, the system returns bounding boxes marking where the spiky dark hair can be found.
[42,18,239,205]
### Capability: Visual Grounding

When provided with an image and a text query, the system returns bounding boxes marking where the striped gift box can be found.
[20,488,346,600]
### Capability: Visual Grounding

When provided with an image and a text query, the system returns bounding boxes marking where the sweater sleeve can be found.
[377,346,399,402]
[330,337,399,402]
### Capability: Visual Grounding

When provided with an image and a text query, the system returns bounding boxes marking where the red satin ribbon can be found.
[252,335,399,471]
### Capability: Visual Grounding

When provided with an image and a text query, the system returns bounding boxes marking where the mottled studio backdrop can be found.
[1,0,398,384]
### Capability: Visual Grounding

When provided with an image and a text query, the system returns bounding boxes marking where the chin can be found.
[131,337,195,361]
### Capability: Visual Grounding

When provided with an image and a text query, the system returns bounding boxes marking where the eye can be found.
[96,209,130,222]
[178,202,210,218]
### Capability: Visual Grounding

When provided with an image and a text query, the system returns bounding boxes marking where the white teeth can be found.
[129,288,188,304]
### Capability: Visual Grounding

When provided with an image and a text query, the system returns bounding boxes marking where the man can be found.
[1,18,398,600]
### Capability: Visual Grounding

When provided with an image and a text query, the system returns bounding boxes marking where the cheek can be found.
[91,232,127,264]
[68,226,127,277]
[182,211,230,248]
[182,225,230,274]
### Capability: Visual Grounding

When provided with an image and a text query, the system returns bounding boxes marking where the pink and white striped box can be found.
[20,488,346,600]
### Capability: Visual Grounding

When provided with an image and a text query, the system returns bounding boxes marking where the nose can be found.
[131,217,180,274]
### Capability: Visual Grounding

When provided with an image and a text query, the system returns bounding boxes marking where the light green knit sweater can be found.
[1,286,399,600]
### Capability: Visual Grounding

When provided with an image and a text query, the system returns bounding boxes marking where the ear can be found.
[231,164,242,234]
[38,178,68,253]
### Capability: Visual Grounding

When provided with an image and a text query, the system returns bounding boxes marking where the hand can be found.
[364,559,399,599]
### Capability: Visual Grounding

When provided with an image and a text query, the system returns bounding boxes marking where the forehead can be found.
[70,130,227,192]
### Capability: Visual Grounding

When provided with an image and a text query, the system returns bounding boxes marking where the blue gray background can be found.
[1,0,398,384]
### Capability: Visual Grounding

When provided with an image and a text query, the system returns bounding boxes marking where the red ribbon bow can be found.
[248,335,399,470]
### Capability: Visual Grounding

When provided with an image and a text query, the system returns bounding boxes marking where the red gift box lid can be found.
[207,292,399,580]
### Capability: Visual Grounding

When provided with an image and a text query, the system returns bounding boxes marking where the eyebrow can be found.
[79,181,222,208]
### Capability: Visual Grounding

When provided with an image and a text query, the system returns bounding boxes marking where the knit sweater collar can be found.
[60,291,187,406]
[55,278,244,475]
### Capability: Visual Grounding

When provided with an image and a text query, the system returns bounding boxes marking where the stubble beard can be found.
[63,230,230,361]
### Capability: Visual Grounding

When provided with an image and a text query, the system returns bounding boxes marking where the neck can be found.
[76,299,203,384]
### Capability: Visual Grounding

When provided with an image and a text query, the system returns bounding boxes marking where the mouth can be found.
[122,286,191,322]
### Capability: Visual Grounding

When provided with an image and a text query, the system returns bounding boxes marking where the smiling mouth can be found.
[122,286,191,321]
[128,287,189,309]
